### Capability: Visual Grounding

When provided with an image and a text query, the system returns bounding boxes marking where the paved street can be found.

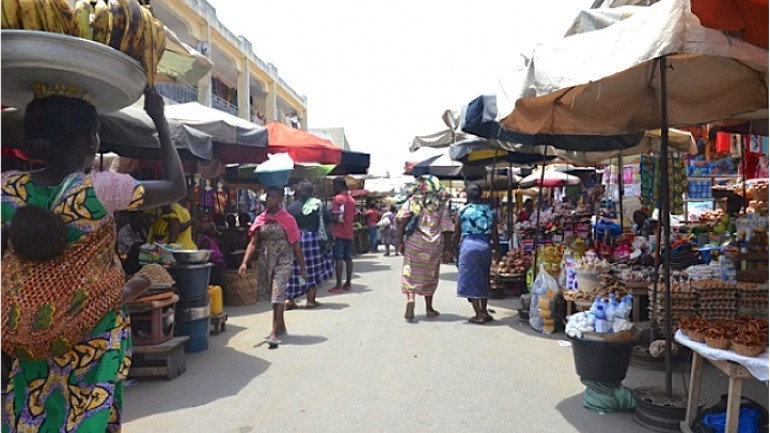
[124,254,768,433]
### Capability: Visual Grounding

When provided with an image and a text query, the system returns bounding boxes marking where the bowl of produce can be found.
[171,249,211,264]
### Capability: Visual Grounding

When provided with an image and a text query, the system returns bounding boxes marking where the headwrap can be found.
[249,207,301,244]
[397,175,450,218]
[302,197,322,216]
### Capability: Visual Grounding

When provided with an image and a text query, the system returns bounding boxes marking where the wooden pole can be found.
[532,149,549,277]
[618,154,624,232]
[659,56,673,398]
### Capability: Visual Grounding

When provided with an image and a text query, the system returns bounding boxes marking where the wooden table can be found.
[676,332,767,433]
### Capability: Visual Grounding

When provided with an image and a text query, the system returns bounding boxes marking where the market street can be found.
[123,254,769,433]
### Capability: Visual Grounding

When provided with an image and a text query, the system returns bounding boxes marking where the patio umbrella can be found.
[265,121,342,165]
[518,167,582,188]
[448,137,554,166]
[411,150,486,180]
[501,0,768,406]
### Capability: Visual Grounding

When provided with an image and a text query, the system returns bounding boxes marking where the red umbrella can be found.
[691,0,768,48]
[265,122,342,165]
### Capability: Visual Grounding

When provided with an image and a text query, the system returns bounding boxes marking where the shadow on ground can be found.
[124,323,270,422]
[556,392,642,433]
[439,270,458,283]
[352,259,393,274]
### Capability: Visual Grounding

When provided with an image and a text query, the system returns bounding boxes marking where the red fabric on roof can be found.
[265,122,342,165]
[691,0,768,48]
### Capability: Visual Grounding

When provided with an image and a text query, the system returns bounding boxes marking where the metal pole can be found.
[618,154,624,232]
[659,56,673,398]
[532,148,549,277]
[507,162,514,240]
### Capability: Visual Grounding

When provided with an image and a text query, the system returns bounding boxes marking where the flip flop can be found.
[306,301,321,309]
[467,317,486,325]
[342,283,352,291]
[329,287,344,293]
[266,337,280,349]
[284,302,297,310]
[483,315,495,323]
[426,310,440,319]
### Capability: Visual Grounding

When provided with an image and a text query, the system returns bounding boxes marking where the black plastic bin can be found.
[570,333,639,383]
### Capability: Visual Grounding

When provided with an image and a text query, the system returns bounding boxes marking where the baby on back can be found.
[9,204,68,261]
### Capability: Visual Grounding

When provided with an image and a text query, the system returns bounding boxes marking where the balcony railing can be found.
[212,95,239,116]
[155,83,198,104]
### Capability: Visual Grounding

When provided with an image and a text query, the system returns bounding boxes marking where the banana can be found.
[154,16,165,63]
[41,0,61,32]
[92,0,111,44]
[2,0,22,29]
[119,0,143,60]
[139,4,153,86]
[73,0,93,38]
[17,0,43,31]
[107,0,124,50]
[49,0,79,35]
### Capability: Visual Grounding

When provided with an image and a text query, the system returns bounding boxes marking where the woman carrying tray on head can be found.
[1,87,187,433]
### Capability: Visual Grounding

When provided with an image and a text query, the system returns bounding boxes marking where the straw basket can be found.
[688,328,707,343]
[705,335,731,350]
[732,343,765,358]
[221,268,257,306]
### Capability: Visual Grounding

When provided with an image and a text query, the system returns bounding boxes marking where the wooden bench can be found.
[210,312,229,335]
[128,336,189,380]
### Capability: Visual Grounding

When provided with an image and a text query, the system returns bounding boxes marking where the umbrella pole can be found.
[659,56,673,398]
[507,162,513,240]
[618,154,624,232]
[532,149,549,277]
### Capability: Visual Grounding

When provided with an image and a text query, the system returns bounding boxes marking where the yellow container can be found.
[208,285,223,316]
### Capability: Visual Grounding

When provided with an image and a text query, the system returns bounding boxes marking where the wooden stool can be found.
[128,336,189,380]
[210,312,229,335]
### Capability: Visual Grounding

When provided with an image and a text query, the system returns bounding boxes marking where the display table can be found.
[676,330,769,433]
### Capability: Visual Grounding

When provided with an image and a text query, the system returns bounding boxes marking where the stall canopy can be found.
[329,150,371,175]
[691,0,768,48]
[461,93,643,152]
[157,25,214,85]
[550,129,697,165]
[404,147,444,175]
[411,150,486,180]
[501,0,769,136]
[518,167,582,188]
[449,137,554,166]
[410,109,471,151]
[266,121,342,165]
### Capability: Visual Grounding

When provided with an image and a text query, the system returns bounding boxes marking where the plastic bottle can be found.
[619,295,633,320]
[595,305,609,333]
[590,297,602,314]
[602,298,614,324]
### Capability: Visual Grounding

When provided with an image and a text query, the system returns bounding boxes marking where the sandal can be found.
[284,301,297,310]
[266,337,280,349]
[404,301,415,321]
[426,310,440,319]
[483,315,495,323]
[306,301,321,309]
[342,283,352,291]
[467,317,486,325]
[329,287,344,293]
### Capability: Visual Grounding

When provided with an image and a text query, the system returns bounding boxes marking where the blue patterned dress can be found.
[456,204,495,299]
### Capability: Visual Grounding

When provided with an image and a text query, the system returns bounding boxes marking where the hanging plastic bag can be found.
[529,264,560,333]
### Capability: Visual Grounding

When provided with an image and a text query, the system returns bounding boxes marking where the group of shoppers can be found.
[364,200,399,255]
[395,175,499,324]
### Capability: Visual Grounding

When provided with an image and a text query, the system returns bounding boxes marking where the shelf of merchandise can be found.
[686,173,742,216]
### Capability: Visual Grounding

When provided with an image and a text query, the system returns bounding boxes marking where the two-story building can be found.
[152,0,308,129]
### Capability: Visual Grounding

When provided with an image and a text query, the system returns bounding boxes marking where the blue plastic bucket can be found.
[175,316,211,353]
[171,263,212,300]
[698,246,715,264]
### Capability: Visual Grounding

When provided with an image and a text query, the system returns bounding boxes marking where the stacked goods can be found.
[649,277,695,333]
[679,315,768,357]
[691,279,738,321]
[493,249,531,276]
[2,0,166,85]
[737,281,769,318]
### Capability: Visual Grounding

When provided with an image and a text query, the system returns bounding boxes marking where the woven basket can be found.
[221,269,257,306]
[732,342,765,358]
[705,336,731,350]
[688,329,707,343]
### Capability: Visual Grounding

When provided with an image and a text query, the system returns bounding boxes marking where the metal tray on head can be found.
[1,30,146,114]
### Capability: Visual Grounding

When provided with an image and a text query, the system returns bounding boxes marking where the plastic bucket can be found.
[171,263,213,300]
[175,315,211,353]
[569,334,639,383]
[175,295,210,322]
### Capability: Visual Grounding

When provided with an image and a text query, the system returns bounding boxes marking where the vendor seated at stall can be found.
[632,210,648,235]
[195,214,227,285]
[517,199,534,222]
[117,212,150,254]
[148,201,197,250]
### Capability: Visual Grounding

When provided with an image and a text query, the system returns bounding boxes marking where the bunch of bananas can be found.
[2,0,166,86]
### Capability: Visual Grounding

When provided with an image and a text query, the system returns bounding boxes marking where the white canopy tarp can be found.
[504,0,769,136]
[410,109,471,150]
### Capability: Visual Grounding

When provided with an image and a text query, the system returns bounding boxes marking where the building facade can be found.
[153,0,308,129]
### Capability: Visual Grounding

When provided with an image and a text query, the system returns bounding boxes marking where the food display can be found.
[493,249,531,276]
[679,315,769,357]
[134,263,174,286]
[563,273,629,302]
[2,0,166,85]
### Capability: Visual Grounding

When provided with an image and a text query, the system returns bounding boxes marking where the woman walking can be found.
[453,183,500,324]
[239,187,308,348]
[395,175,454,321]
[1,89,187,432]
[285,180,333,309]
[381,205,399,256]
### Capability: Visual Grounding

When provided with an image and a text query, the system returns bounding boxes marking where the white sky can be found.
[207,0,591,176]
